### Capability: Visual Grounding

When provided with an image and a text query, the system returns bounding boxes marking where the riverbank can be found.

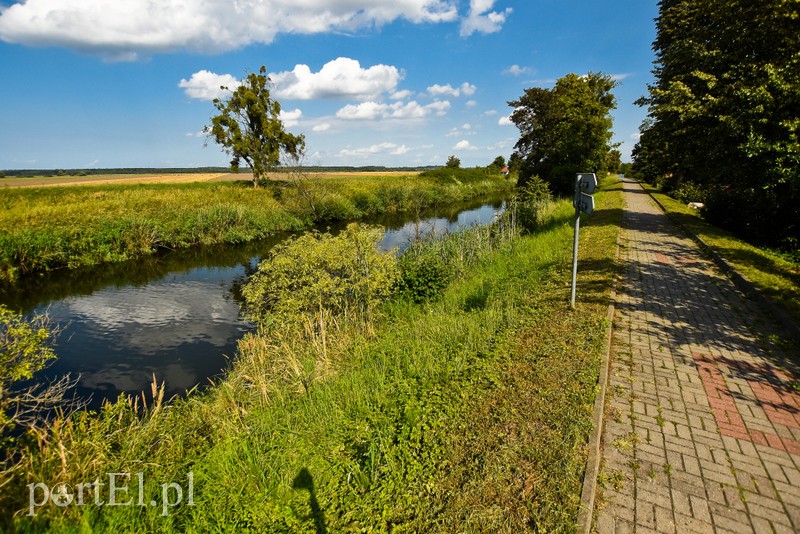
[1,177,623,531]
[0,171,513,281]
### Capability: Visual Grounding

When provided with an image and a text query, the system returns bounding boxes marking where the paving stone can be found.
[595,179,799,532]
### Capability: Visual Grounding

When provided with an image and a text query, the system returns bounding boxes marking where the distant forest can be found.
[0,166,439,177]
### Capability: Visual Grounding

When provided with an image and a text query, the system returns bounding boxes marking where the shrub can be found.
[395,249,451,303]
[670,181,707,204]
[515,175,552,232]
[242,224,398,325]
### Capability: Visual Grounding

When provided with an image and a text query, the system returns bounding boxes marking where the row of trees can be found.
[207,66,621,197]
[633,0,800,248]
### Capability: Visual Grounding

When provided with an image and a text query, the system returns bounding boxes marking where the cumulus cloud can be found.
[503,64,532,76]
[426,82,476,98]
[271,58,401,101]
[0,0,459,59]
[498,115,513,126]
[339,142,410,158]
[279,108,303,127]
[460,0,512,37]
[391,89,413,100]
[313,122,332,132]
[178,70,240,101]
[453,140,477,150]
[336,100,450,120]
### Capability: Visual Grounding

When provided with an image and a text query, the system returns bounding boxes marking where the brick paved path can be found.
[595,179,800,533]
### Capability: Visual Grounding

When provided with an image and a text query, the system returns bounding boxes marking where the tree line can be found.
[633,0,800,250]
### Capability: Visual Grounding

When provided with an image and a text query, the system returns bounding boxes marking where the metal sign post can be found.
[570,173,597,309]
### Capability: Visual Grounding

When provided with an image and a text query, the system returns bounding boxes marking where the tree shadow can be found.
[292,467,328,534]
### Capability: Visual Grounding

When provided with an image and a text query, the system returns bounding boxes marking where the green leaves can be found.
[634,0,800,247]
[509,73,617,195]
[206,66,305,187]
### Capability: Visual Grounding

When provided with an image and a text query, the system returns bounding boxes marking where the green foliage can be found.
[515,175,553,232]
[418,166,501,184]
[670,181,708,204]
[206,66,305,187]
[446,155,461,168]
[510,72,618,195]
[242,224,398,324]
[0,181,624,531]
[396,248,451,303]
[0,174,513,281]
[634,0,800,248]
[0,306,57,431]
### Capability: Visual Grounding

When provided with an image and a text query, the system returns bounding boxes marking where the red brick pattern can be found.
[693,352,800,455]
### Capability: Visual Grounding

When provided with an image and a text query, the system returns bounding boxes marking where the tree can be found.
[206,66,305,188]
[634,0,800,247]
[489,155,506,170]
[509,72,617,195]
[445,155,461,169]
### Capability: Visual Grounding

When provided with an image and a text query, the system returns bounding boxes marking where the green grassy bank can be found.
[2,178,622,532]
[640,182,800,326]
[0,171,513,282]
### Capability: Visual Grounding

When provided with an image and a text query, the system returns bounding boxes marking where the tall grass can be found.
[0,174,513,281]
[1,178,622,532]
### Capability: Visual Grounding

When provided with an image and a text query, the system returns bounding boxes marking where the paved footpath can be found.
[595,179,800,533]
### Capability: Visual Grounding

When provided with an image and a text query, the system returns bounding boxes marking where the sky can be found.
[0,0,659,170]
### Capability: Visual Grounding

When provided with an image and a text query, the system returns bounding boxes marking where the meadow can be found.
[0,170,513,281]
[0,177,623,531]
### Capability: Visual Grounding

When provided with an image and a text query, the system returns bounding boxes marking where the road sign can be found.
[577,173,598,194]
[576,192,595,215]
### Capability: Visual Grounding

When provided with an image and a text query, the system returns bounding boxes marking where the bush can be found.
[395,249,451,303]
[242,224,398,324]
[515,175,552,232]
[670,181,707,204]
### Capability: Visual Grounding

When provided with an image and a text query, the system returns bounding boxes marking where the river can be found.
[2,196,507,410]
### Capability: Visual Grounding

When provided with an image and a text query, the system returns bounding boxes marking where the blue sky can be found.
[0,0,658,170]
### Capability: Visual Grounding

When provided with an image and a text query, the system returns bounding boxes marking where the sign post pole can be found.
[570,176,581,309]
[570,173,597,309]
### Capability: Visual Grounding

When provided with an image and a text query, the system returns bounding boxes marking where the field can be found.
[0,170,509,281]
[0,170,419,188]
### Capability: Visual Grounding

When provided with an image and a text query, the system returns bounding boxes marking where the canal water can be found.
[2,196,506,409]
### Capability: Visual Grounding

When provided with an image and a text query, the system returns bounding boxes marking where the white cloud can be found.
[630,132,642,140]
[498,115,513,126]
[460,0,512,37]
[178,70,240,101]
[271,58,401,101]
[336,99,450,120]
[426,82,476,98]
[611,73,632,81]
[313,123,332,132]
[453,140,477,150]
[339,142,410,158]
[0,0,459,59]
[391,89,413,100]
[279,108,303,127]
[504,64,532,76]
[466,100,477,107]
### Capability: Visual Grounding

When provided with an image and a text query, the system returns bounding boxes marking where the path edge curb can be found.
[575,181,624,533]
[642,182,800,344]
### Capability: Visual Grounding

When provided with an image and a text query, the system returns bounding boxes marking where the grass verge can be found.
[0,172,513,282]
[640,182,800,325]
[2,178,622,532]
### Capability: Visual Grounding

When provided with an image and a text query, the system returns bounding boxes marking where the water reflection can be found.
[1,195,507,409]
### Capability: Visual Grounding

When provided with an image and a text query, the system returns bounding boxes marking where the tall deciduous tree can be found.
[206,66,305,188]
[509,72,617,195]
[634,0,800,247]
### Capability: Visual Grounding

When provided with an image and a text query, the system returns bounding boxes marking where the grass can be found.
[1,177,623,532]
[0,172,513,281]
[640,182,800,325]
